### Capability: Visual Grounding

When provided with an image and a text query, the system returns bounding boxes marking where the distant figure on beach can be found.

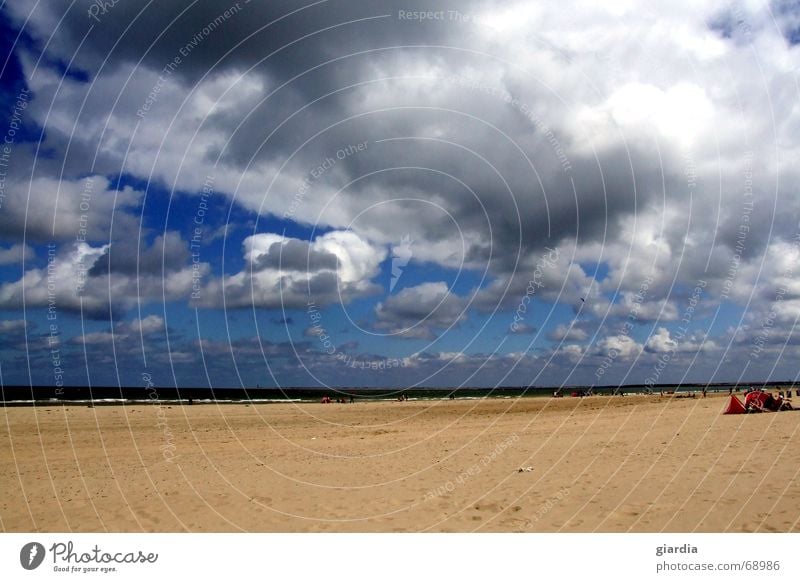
[350,395,355,403]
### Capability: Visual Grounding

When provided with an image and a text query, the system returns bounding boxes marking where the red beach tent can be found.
[722,394,746,415]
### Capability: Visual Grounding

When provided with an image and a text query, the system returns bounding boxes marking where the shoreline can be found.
[0,391,727,407]
[3,382,789,407]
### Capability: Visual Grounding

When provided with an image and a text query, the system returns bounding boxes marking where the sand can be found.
[2,393,799,532]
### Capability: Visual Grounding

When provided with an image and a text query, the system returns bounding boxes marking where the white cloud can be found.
[645,327,679,353]
[123,315,166,336]
[548,323,588,342]
[645,326,717,354]
[0,242,202,318]
[595,334,642,359]
[0,244,34,265]
[197,230,386,309]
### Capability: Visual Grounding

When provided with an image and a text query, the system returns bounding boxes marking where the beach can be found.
[2,393,798,532]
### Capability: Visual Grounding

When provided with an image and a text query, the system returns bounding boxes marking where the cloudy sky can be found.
[1,0,799,389]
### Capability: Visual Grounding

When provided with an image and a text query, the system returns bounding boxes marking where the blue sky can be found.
[1,1,800,389]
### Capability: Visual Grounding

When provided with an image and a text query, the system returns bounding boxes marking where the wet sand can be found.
[2,393,798,532]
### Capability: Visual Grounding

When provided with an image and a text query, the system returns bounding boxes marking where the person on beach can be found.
[768,392,793,411]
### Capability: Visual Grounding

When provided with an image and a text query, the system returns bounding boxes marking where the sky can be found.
[0,0,799,390]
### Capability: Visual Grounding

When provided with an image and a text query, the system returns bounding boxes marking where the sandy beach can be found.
[2,393,798,532]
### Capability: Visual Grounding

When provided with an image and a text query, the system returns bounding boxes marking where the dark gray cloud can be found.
[253,239,338,272]
[88,232,190,276]
[373,281,468,338]
[11,0,789,285]
[0,175,142,244]
[195,231,385,309]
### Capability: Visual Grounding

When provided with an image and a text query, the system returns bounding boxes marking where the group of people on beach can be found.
[743,387,793,412]
[320,395,354,404]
